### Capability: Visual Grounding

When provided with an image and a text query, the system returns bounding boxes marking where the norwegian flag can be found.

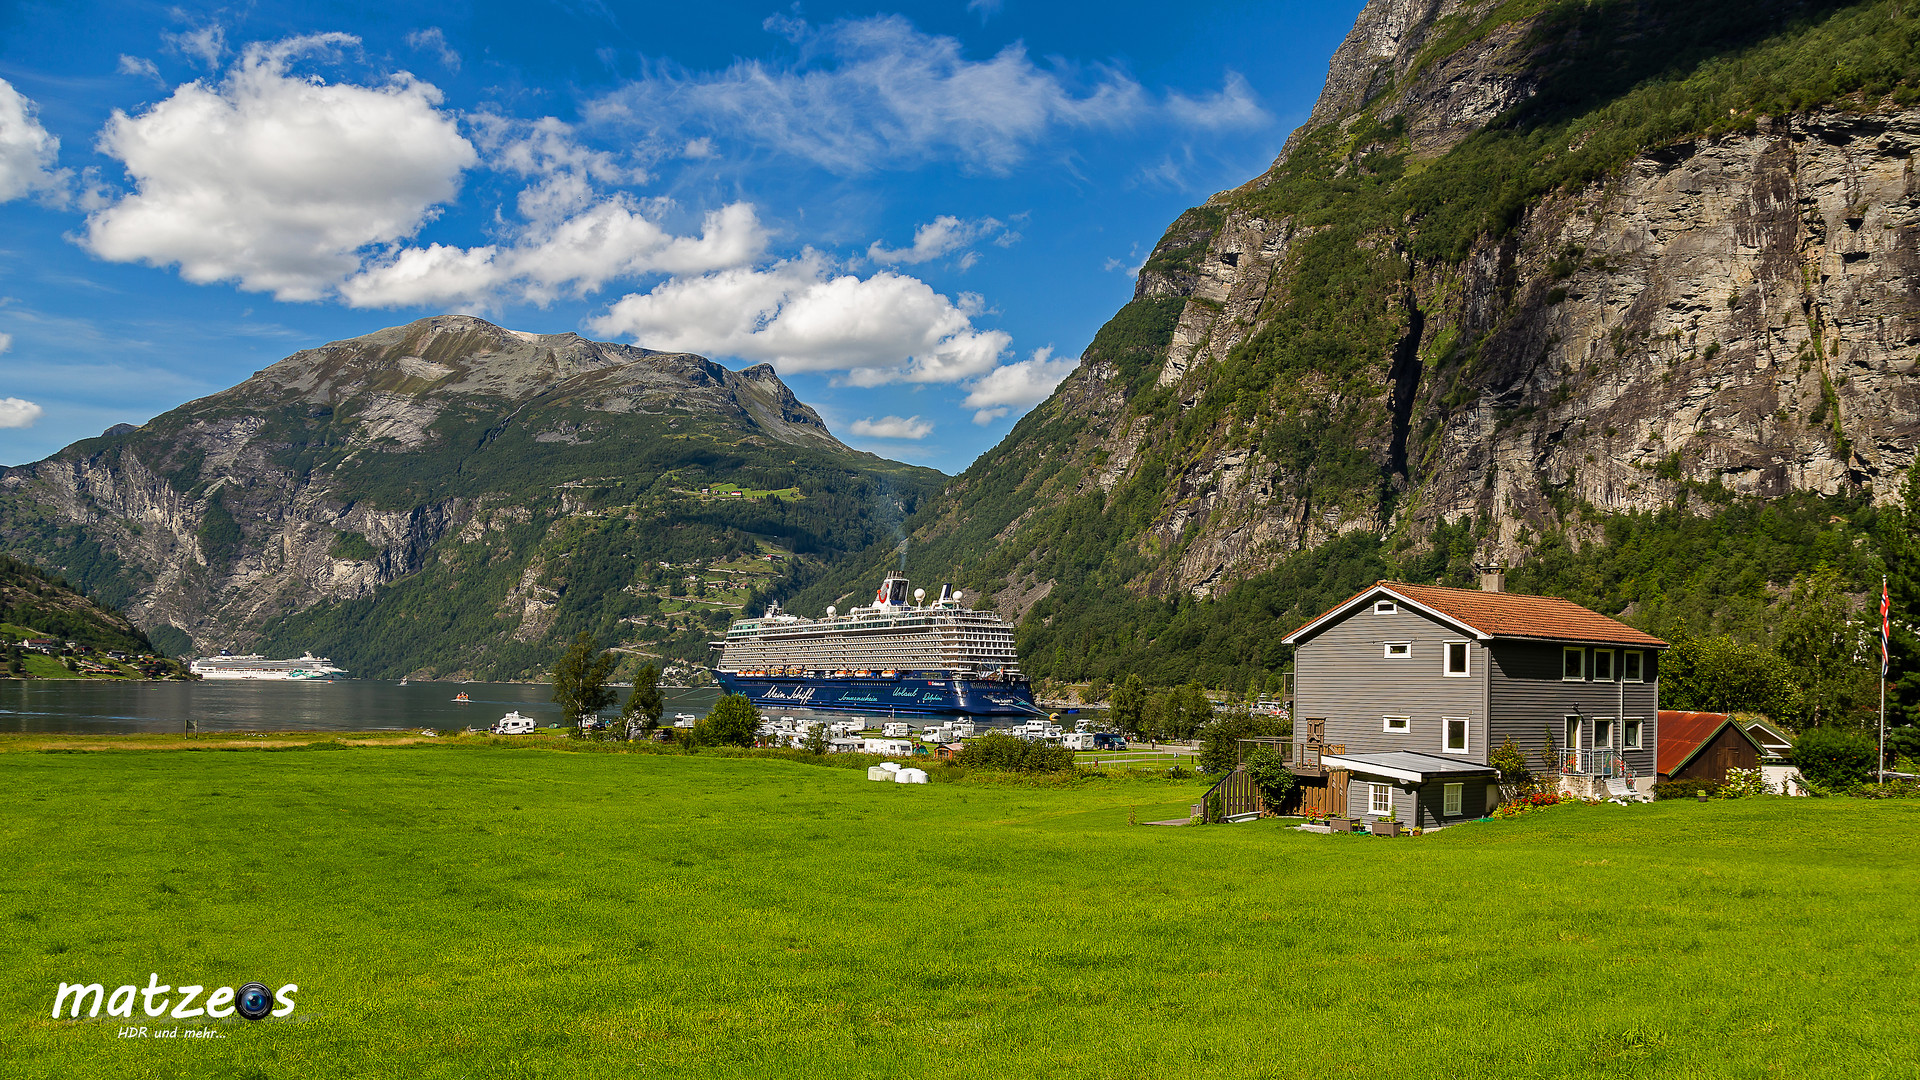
[1884,579,1893,677]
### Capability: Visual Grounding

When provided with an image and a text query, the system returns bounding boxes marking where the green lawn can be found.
[3,745,1918,1078]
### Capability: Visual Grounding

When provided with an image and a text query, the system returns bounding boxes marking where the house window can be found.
[1564,716,1582,751]
[1383,715,1410,733]
[1563,647,1585,680]
[1623,719,1644,750]
[1592,649,1615,681]
[1594,718,1614,748]
[1622,651,1644,682]
[1373,600,1397,615]
[1443,717,1469,754]
[1443,641,1470,677]
[1370,783,1394,815]
[1384,642,1412,659]
[1443,783,1463,816]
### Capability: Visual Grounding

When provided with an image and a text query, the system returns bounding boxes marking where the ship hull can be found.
[714,672,1040,716]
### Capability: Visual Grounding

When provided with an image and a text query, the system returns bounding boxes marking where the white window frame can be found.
[1623,718,1644,750]
[1562,647,1586,681]
[1622,650,1644,683]
[1594,718,1614,749]
[1443,640,1470,678]
[1443,782,1463,816]
[1373,600,1397,615]
[1382,715,1410,733]
[1564,716,1583,752]
[1442,716,1470,755]
[1369,782,1394,815]
[1592,649,1615,681]
[1384,641,1412,659]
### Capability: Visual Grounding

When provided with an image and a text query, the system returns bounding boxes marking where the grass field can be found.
[4,743,1919,1078]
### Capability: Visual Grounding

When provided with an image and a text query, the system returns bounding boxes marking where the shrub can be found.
[1793,725,1876,790]
[1491,736,1530,784]
[954,732,1075,774]
[1718,767,1771,798]
[1653,779,1723,800]
[1244,746,1297,809]
[693,694,759,748]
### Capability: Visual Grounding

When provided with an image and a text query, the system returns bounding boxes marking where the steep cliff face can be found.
[796,0,1920,637]
[0,315,940,674]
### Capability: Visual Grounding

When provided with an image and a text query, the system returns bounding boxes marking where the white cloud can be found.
[342,200,767,309]
[588,14,1168,175]
[117,55,163,82]
[589,251,1010,385]
[683,137,715,159]
[963,345,1076,424]
[406,27,461,72]
[1166,72,1267,129]
[84,34,478,302]
[165,25,227,69]
[0,397,43,429]
[849,415,933,440]
[0,331,10,353]
[966,0,1004,20]
[868,215,1004,266]
[0,79,66,204]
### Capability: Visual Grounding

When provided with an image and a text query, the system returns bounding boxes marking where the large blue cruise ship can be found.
[711,574,1039,716]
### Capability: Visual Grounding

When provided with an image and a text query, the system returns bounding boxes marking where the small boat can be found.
[452,692,471,702]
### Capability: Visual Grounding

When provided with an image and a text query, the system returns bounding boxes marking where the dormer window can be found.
[1373,600,1397,615]
[1384,642,1412,659]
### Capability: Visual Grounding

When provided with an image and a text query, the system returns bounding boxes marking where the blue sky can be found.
[0,0,1362,473]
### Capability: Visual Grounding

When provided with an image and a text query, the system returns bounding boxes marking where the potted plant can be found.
[1369,809,1403,837]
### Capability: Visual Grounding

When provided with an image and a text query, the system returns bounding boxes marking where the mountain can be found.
[0,315,943,678]
[0,553,154,656]
[791,0,1920,696]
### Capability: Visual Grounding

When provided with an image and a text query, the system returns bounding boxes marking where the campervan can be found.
[491,711,536,735]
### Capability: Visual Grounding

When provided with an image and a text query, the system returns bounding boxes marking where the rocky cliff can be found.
[794,0,1920,666]
[0,315,941,675]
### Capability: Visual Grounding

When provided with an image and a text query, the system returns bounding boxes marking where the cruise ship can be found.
[188,652,347,680]
[711,574,1038,716]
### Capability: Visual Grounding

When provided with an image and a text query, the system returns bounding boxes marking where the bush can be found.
[1653,779,1723,800]
[1793,725,1876,790]
[1718,767,1771,798]
[1490,736,1530,785]
[1244,746,1297,809]
[693,694,759,748]
[954,732,1075,774]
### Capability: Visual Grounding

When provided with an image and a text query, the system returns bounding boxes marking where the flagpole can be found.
[1880,574,1889,787]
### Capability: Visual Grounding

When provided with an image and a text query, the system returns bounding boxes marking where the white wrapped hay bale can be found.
[895,768,929,784]
[879,762,902,773]
[867,766,892,782]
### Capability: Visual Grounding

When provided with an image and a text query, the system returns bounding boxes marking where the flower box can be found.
[1328,817,1357,833]
[1368,820,1403,838]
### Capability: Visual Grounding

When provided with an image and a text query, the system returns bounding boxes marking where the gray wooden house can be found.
[1281,577,1668,829]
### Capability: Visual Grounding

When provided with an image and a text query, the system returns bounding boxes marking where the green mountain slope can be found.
[790,0,1920,725]
[0,553,154,656]
[0,316,943,679]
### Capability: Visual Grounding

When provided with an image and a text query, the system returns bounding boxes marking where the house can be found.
[1281,574,1668,829]
[1657,710,1765,783]
[1743,718,1795,762]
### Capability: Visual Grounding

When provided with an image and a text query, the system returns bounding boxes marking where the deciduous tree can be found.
[551,632,618,736]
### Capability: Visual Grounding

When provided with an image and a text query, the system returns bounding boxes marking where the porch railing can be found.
[1559,748,1622,777]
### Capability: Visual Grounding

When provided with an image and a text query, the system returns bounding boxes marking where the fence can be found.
[1079,751,1198,770]
[1560,748,1622,777]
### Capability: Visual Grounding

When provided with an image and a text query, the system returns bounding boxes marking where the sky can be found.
[0,0,1363,474]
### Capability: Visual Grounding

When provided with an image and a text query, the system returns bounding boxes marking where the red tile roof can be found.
[1657,710,1762,775]
[1285,580,1669,647]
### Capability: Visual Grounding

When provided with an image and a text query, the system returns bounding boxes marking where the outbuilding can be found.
[1657,710,1764,783]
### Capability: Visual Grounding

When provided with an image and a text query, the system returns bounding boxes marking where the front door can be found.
[1564,717,1582,772]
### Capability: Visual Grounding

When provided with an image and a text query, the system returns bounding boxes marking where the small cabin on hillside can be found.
[1282,576,1668,828]
[1657,711,1764,783]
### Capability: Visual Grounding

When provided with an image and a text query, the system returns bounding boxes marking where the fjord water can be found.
[0,680,725,734]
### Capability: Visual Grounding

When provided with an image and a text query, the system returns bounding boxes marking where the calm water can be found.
[0,680,726,735]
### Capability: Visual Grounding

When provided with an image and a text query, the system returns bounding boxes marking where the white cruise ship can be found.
[189,652,347,680]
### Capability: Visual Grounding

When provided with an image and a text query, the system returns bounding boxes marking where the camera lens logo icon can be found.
[236,983,274,1021]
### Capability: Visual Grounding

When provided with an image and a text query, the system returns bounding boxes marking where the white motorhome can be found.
[491,711,536,735]
[1062,732,1096,751]
[864,738,916,756]
[882,722,912,738]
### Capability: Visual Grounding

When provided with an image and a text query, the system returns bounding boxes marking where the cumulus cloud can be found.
[587,14,1242,175]
[343,200,767,309]
[0,79,66,204]
[406,27,460,72]
[589,251,1010,385]
[962,345,1076,424]
[84,34,478,301]
[849,415,932,440]
[1166,72,1267,129]
[868,215,1005,266]
[0,396,43,429]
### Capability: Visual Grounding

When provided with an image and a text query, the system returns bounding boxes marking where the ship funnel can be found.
[937,583,954,605]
